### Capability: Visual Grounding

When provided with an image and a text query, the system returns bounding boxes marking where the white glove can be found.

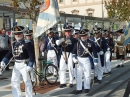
[56,38,65,46]
[114,39,117,41]
[73,58,78,64]
[42,52,44,56]
[94,63,98,66]
[0,61,6,69]
[107,48,110,51]
[99,51,104,55]
[26,66,33,72]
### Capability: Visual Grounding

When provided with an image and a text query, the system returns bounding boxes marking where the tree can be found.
[11,0,42,85]
[105,0,130,22]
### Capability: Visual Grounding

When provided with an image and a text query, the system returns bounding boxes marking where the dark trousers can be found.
[116,53,125,60]
[123,80,130,97]
[0,50,9,69]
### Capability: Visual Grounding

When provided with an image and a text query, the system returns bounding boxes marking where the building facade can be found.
[58,0,108,18]
[0,0,126,32]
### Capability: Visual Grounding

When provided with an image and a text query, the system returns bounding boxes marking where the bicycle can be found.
[32,58,59,87]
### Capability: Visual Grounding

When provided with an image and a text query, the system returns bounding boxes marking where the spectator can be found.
[39,37,45,53]
[0,28,11,70]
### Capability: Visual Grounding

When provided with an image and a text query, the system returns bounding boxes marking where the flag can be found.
[124,23,130,46]
[35,0,60,38]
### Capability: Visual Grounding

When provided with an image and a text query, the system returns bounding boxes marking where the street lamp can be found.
[102,0,104,30]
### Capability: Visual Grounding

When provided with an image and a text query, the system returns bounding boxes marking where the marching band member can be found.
[25,30,36,82]
[114,29,125,67]
[91,28,107,84]
[102,30,114,74]
[73,29,80,40]
[72,29,80,78]
[0,26,35,97]
[42,28,58,76]
[72,29,98,94]
[56,25,77,88]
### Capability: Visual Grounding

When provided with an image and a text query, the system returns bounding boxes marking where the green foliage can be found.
[11,0,41,22]
[105,0,130,22]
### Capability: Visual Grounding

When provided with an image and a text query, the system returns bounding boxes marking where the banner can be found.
[35,0,60,38]
[124,23,130,46]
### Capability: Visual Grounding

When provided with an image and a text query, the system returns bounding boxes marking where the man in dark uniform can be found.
[102,30,114,74]
[91,28,107,84]
[0,26,35,97]
[56,25,77,88]
[73,29,80,40]
[42,29,58,75]
[25,30,36,83]
[25,30,34,45]
[72,29,98,94]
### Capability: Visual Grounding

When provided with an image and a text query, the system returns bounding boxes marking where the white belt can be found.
[15,60,26,63]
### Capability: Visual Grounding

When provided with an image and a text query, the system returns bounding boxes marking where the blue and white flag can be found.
[35,0,60,38]
[124,23,130,46]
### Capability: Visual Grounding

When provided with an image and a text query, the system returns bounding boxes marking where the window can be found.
[3,17,11,31]
[59,0,63,3]
[71,9,79,15]
[86,8,94,17]
[88,13,92,17]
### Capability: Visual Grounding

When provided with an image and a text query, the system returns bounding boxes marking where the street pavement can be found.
[0,59,130,97]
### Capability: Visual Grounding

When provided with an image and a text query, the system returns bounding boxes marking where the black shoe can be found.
[66,70,69,72]
[75,90,82,94]
[103,72,108,75]
[69,84,73,88]
[94,77,97,80]
[95,80,102,84]
[108,72,111,74]
[84,89,90,93]
[59,84,67,88]
[121,65,124,67]
[54,75,57,77]
[116,65,120,68]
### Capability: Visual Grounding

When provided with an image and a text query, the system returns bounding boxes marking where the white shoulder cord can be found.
[48,37,53,45]
[79,40,93,58]
[94,37,101,48]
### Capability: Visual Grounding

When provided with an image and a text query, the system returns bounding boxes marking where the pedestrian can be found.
[39,37,45,53]
[91,28,107,84]
[72,29,98,94]
[0,26,35,97]
[56,25,77,88]
[42,28,58,76]
[114,29,125,67]
[0,28,11,70]
[126,42,130,58]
